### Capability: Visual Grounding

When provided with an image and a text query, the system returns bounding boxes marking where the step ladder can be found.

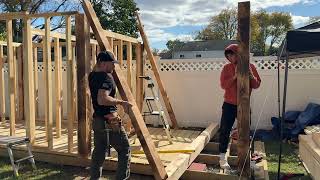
[0,136,36,177]
[139,76,173,144]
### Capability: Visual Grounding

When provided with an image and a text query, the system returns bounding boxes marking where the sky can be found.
[134,0,320,50]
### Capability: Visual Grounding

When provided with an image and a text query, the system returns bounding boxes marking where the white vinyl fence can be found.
[2,56,320,129]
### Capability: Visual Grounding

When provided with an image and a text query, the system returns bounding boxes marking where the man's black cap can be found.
[97,51,118,64]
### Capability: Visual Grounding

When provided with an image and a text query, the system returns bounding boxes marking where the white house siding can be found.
[173,50,225,59]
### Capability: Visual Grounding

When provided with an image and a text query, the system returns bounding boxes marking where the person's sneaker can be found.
[219,159,231,170]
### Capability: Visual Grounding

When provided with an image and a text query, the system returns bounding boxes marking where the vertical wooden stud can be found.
[23,17,36,144]
[33,46,39,119]
[0,45,5,122]
[7,20,16,135]
[17,46,24,122]
[119,40,123,67]
[44,17,53,149]
[54,37,62,138]
[135,43,144,111]
[66,15,75,153]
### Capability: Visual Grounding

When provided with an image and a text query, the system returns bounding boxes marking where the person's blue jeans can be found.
[219,102,237,153]
[90,116,131,180]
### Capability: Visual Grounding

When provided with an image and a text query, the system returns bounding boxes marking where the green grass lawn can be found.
[0,157,152,180]
[264,141,311,180]
[0,141,313,179]
[0,157,90,180]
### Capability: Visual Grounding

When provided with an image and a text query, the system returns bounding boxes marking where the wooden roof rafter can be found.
[0,11,79,20]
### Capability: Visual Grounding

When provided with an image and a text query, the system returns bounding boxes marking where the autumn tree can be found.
[251,10,270,55]
[196,8,293,56]
[268,12,293,55]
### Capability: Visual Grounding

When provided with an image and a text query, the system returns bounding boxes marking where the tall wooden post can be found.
[237,1,251,178]
[76,14,92,157]
[23,17,36,144]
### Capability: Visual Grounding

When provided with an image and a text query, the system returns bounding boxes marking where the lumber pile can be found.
[299,134,320,179]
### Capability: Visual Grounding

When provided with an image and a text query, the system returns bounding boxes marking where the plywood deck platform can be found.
[0,121,217,176]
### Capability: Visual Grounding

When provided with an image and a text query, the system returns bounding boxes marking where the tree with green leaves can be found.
[89,0,138,38]
[195,8,237,40]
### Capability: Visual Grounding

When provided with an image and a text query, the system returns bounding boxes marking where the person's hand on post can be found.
[249,66,254,80]
[233,66,237,80]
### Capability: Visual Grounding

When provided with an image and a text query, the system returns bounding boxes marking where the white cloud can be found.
[291,15,310,28]
[135,0,315,47]
[135,0,310,29]
[142,28,193,43]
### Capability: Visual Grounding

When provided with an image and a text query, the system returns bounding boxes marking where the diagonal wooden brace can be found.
[81,0,168,179]
[135,12,178,129]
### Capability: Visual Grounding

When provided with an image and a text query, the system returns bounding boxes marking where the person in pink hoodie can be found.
[219,44,261,169]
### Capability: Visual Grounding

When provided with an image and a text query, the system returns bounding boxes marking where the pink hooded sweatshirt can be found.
[220,44,261,105]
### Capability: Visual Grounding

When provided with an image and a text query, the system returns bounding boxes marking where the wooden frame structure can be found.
[0,9,144,154]
[0,1,256,180]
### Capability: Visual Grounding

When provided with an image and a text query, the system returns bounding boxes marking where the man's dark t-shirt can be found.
[88,71,117,116]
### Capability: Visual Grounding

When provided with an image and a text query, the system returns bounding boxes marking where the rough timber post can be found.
[237,1,251,178]
[76,14,92,157]
[82,1,168,179]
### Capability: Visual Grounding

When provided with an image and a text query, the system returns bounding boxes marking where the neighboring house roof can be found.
[173,40,238,52]
[159,50,173,59]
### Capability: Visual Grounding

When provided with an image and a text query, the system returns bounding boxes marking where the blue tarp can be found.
[271,103,320,139]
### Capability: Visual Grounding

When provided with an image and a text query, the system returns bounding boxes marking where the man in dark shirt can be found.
[88,51,132,180]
